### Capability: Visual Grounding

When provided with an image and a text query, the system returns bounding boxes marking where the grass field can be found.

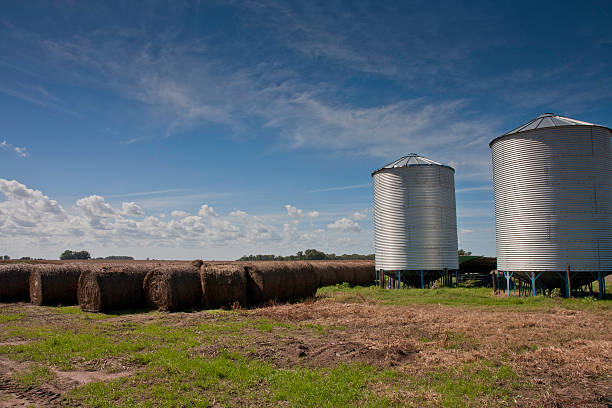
[0,286,610,407]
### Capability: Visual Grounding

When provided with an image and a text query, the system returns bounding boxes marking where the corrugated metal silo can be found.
[372,154,458,286]
[490,113,612,293]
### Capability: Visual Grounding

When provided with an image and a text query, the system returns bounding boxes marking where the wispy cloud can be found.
[309,183,371,193]
[456,186,493,193]
[105,188,192,198]
[0,140,28,158]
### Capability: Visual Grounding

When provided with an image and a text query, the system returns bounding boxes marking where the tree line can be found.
[59,250,133,260]
[237,249,375,261]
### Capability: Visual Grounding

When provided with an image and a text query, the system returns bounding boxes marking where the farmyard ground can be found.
[0,286,610,407]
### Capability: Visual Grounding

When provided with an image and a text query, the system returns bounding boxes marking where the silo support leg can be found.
[420,270,424,289]
[504,272,513,296]
[530,272,541,297]
[554,271,570,298]
[598,272,604,300]
[397,271,401,289]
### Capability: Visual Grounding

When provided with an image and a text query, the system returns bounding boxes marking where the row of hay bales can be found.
[0,260,374,312]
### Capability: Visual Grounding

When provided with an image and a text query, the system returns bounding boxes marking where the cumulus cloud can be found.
[352,211,367,220]
[0,179,67,230]
[460,228,474,234]
[285,204,303,217]
[0,178,373,258]
[170,210,190,218]
[121,202,144,217]
[198,204,217,217]
[327,218,361,232]
[76,195,116,218]
[286,205,319,218]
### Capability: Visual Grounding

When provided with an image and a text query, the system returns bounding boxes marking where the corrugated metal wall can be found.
[491,126,612,272]
[373,165,458,271]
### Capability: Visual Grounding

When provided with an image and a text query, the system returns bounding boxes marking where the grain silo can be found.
[371,154,458,288]
[490,113,611,297]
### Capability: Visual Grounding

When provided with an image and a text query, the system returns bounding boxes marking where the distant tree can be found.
[236,249,374,261]
[2,255,9,260]
[458,249,472,256]
[60,250,91,260]
[104,256,134,260]
[303,249,326,260]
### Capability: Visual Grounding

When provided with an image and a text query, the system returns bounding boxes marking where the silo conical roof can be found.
[490,113,608,146]
[371,153,454,176]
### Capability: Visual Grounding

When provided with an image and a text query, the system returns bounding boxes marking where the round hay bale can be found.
[348,261,375,286]
[29,265,81,306]
[200,264,248,309]
[77,265,150,312]
[246,261,318,305]
[143,265,202,311]
[0,264,32,302]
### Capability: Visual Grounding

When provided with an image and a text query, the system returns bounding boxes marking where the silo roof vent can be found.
[503,113,598,136]
[372,153,453,176]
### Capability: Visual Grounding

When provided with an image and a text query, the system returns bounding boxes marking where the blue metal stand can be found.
[553,271,570,298]
[529,272,541,297]
[420,270,426,289]
[598,271,605,299]
[503,272,513,296]
[397,271,401,289]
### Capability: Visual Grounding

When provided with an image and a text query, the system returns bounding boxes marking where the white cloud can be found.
[14,147,28,158]
[285,205,319,218]
[285,204,303,217]
[170,210,190,218]
[0,179,67,231]
[460,228,474,234]
[121,202,144,217]
[327,218,361,232]
[0,140,28,158]
[0,178,377,259]
[352,211,367,220]
[198,204,217,217]
[76,195,116,218]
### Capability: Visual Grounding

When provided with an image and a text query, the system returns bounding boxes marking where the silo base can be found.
[377,269,458,289]
[492,270,610,299]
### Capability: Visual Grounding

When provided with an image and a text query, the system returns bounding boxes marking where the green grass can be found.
[72,346,387,407]
[0,313,24,323]
[319,285,612,311]
[12,363,56,388]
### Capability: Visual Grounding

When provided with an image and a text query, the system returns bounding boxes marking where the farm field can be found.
[0,285,611,407]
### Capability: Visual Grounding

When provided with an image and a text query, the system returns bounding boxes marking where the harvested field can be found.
[0,283,609,407]
[29,265,81,306]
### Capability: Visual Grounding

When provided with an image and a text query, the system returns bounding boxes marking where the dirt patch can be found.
[0,355,132,407]
[52,369,132,386]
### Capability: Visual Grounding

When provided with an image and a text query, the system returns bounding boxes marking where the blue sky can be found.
[1,0,611,260]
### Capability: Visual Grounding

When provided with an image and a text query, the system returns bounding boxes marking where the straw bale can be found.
[77,264,151,312]
[29,264,81,306]
[200,263,248,308]
[0,264,32,302]
[143,265,202,311]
